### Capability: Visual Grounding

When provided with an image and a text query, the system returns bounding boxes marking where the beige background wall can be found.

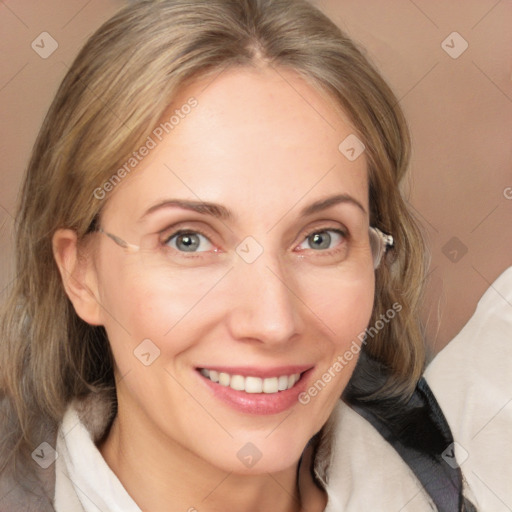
[1,0,511,355]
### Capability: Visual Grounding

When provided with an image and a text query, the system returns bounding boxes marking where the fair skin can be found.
[53,66,375,512]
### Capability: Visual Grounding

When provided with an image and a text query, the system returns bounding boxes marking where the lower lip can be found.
[197,369,313,415]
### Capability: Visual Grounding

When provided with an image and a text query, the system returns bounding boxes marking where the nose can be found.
[225,254,304,347]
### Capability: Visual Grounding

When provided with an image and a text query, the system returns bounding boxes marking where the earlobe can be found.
[52,228,103,326]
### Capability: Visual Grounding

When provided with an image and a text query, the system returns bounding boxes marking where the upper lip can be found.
[196,365,313,378]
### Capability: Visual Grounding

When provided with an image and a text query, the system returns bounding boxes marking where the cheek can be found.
[305,266,375,346]
[96,261,221,367]
[297,269,375,414]
[331,280,374,342]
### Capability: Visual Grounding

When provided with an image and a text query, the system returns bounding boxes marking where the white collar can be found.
[53,393,341,512]
[53,393,431,512]
[55,401,141,512]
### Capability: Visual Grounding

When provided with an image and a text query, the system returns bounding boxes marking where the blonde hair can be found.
[1,0,426,482]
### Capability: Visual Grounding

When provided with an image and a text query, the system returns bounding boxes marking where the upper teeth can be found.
[200,369,301,394]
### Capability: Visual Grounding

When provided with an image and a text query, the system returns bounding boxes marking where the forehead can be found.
[102,66,369,226]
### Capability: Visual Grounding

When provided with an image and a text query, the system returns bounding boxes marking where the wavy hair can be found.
[0,0,427,486]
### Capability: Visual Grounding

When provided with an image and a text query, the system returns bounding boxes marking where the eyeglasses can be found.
[96,225,393,270]
[369,226,394,269]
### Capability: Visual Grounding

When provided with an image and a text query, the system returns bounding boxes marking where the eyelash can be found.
[160,225,349,258]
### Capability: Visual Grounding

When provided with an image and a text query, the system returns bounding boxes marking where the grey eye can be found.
[165,231,213,252]
[298,230,345,251]
[309,231,331,250]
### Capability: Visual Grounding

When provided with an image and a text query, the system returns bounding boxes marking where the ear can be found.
[52,229,103,326]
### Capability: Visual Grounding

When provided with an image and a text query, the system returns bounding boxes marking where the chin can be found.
[197,421,320,476]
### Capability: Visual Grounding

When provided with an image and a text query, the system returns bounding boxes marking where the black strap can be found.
[344,353,477,511]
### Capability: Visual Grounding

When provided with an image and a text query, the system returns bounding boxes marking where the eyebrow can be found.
[140,199,233,221]
[139,193,367,222]
[300,193,367,216]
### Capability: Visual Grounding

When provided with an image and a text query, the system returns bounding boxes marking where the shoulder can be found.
[0,403,56,511]
[424,266,512,511]
[318,401,436,511]
[0,390,115,512]
[425,266,512,388]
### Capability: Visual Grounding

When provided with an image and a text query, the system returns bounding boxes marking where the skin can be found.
[53,66,375,512]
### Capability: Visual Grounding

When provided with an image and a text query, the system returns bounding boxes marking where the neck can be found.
[98,400,325,512]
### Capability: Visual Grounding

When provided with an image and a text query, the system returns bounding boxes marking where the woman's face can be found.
[94,66,375,474]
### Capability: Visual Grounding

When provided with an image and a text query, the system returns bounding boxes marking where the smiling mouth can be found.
[199,368,302,394]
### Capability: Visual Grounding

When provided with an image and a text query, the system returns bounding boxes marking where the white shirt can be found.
[54,266,512,512]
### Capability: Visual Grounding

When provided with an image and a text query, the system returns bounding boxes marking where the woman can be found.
[1,0,510,510]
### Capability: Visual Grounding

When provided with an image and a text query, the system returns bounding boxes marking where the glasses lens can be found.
[101,225,392,270]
